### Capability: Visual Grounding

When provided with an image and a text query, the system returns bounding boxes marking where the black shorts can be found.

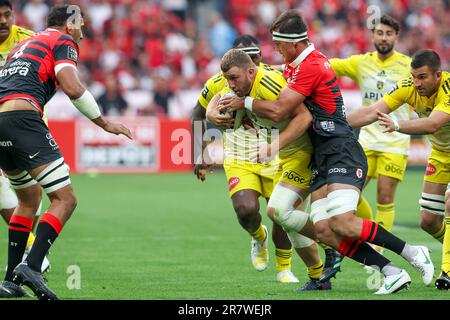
[0,110,62,171]
[310,135,368,192]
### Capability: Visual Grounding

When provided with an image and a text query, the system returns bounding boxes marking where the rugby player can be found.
[349,49,450,290]
[221,9,434,294]
[0,5,131,299]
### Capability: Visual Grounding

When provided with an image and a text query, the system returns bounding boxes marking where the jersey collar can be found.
[289,44,315,68]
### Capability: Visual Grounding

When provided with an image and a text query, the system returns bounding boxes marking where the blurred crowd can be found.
[11,0,450,118]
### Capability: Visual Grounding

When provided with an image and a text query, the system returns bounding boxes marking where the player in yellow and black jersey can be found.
[348,49,449,290]
[331,15,412,241]
[0,1,34,67]
[192,35,303,284]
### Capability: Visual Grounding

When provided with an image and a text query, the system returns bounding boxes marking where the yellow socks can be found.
[250,224,267,242]
[275,248,292,272]
[26,232,35,250]
[432,222,446,243]
[442,217,450,273]
[375,203,395,232]
[307,261,324,280]
[356,196,373,220]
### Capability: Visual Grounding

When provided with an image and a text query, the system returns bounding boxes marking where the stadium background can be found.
[1,0,450,300]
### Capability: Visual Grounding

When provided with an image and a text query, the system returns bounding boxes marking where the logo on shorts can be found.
[46,133,58,150]
[228,177,240,191]
[328,167,347,175]
[0,140,12,147]
[283,170,306,184]
[385,163,403,175]
[425,163,436,176]
[356,168,363,179]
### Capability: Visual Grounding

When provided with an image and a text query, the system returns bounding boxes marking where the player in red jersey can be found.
[221,9,433,294]
[0,5,131,300]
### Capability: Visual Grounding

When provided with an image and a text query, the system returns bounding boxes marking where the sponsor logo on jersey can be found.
[385,163,404,175]
[201,86,209,100]
[328,167,347,175]
[388,84,399,95]
[320,120,335,132]
[377,80,384,90]
[282,170,306,184]
[228,177,240,191]
[67,46,78,62]
[364,91,384,101]
[425,163,437,176]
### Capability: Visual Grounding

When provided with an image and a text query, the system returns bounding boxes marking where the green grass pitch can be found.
[1,168,449,300]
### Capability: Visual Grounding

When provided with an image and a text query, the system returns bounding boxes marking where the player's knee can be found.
[419,211,441,233]
[234,201,259,221]
[377,190,394,204]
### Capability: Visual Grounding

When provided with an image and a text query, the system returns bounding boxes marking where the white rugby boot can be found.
[374,269,411,294]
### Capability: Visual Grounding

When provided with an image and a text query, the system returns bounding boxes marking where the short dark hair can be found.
[47,5,83,28]
[221,49,254,73]
[0,0,12,10]
[233,35,259,48]
[377,15,400,34]
[270,9,307,38]
[411,49,441,72]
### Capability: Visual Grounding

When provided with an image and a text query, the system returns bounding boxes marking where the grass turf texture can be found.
[1,168,449,300]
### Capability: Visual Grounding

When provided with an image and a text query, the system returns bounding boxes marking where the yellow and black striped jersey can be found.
[331,51,412,154]
[197,62,281,109]
[220,67,312,156]
[0,25,34,67]
[383,71,450,153]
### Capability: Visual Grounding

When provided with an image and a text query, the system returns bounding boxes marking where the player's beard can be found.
[375,42,394,55]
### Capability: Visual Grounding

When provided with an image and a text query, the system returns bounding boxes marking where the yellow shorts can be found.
[364,149,408,181]
[223,158,276,198]
[424,148,450,185]
[274,149,311,191]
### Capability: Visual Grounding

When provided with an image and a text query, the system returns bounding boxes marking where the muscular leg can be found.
[231,189,262,233]
[419,181,446,239]
[375,174,399,232]
[267,182,323,280]
[2,169,42,282]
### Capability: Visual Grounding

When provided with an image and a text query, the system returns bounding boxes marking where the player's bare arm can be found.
[346,99,392,128]
[256,103,312,164]
[192,101,210,181]
[220,86,305,122]
[57,66,132,140]
[205,93,234,128]
[378,109,450,134]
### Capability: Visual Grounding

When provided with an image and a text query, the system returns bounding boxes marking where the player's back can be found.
[285,48,352,141]
[0,28,79,115]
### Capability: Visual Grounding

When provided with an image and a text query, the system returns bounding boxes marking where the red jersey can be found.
[284,44,352,139]
[0,28,79,116]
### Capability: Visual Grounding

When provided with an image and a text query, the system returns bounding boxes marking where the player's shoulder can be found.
[256,67,286,86]
[392,51,412,66]
[205,71,226,88]
[387,76,414,96]
[12,25,35,39]
[439,71,450,94]
[56,33,77,45]
[255,67,285,96]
